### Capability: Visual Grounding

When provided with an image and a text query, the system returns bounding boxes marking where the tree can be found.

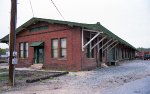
[0,48,6,55]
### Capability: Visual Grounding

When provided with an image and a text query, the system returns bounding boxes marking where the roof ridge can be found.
[0,17,137,50]
[31,17,95,25]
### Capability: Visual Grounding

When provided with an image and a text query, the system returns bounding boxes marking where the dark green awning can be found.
[30,42,44,47]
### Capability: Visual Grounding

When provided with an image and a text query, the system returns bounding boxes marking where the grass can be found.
[0,74,8,82]
[0,76,8,81]
[0,69,8,82]
[0,69,8,73]
[16,76,24,80]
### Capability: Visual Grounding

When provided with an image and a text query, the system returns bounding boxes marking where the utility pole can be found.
[9,0,17,86]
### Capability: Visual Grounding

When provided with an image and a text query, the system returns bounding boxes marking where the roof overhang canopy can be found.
[30,42,44,47]
[0,35,9,43]
[0,17,137,51]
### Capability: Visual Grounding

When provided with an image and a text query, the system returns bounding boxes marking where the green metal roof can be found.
[0,35,9,43]
[0,17,136,50]
[30,41,44,47]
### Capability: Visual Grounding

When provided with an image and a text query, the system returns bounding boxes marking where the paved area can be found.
[1,60,150,94]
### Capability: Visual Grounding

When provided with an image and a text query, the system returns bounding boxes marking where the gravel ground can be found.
[1,60,150,94]
[99,76,150,94]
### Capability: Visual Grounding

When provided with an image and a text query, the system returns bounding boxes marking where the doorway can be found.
[34,47,44,64]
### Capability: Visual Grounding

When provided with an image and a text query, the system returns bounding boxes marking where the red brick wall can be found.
[16,22,103,71]
[81,51,97,70]
[8,21,136,71]
[81,31,97,70]
[16,22,83,71]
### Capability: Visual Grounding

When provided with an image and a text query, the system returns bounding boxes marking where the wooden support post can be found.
[83,32,101,49]
[98,39,113,52]
[82,28,84,51]
[91,36,106,50]
[9,0,17,86]
[102,40,117,52]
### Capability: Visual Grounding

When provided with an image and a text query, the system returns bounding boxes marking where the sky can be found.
[0,0,150,49]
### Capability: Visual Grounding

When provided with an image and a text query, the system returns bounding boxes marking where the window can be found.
[24,43,28,58]
[60,38,67,58]
[86,38,94,58]
[19,42,28,58]
[19,43,24,58]
[51,39,58,58]
[30,25,48,32]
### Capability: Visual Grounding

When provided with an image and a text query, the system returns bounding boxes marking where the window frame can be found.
[19,42,28,58]
[30,25,48,32]
[60,38,67,58]
[51,39,59,58]
[19,43,24,58]
[24,43,29,58]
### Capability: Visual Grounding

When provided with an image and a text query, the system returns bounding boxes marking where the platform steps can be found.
[30,64,43,70]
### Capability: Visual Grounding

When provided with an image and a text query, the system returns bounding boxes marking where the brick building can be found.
[135,48,150,59]
[0,18,136,71]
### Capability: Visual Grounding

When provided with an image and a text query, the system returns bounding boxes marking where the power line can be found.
[29,0,34,17]
[50,0,65,20]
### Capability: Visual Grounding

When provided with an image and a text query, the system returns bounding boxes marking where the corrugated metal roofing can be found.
[0,17,136,50]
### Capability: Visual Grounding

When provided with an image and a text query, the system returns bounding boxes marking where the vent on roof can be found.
[96,22,101,25]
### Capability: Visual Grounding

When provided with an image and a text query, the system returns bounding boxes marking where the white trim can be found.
[82,28,84,51]
[97,37,100,50]
[90,32,92,54]
[98,39,113,52]
[108,43,119,51]
[91,36,107,50]
[83,32,101,49]
[83,29,103,33]
[102,40,117,52]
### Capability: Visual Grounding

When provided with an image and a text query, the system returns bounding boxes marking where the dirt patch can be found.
[0,70,68,93]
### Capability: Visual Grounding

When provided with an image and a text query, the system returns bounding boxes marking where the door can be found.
[34,47,44,64]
